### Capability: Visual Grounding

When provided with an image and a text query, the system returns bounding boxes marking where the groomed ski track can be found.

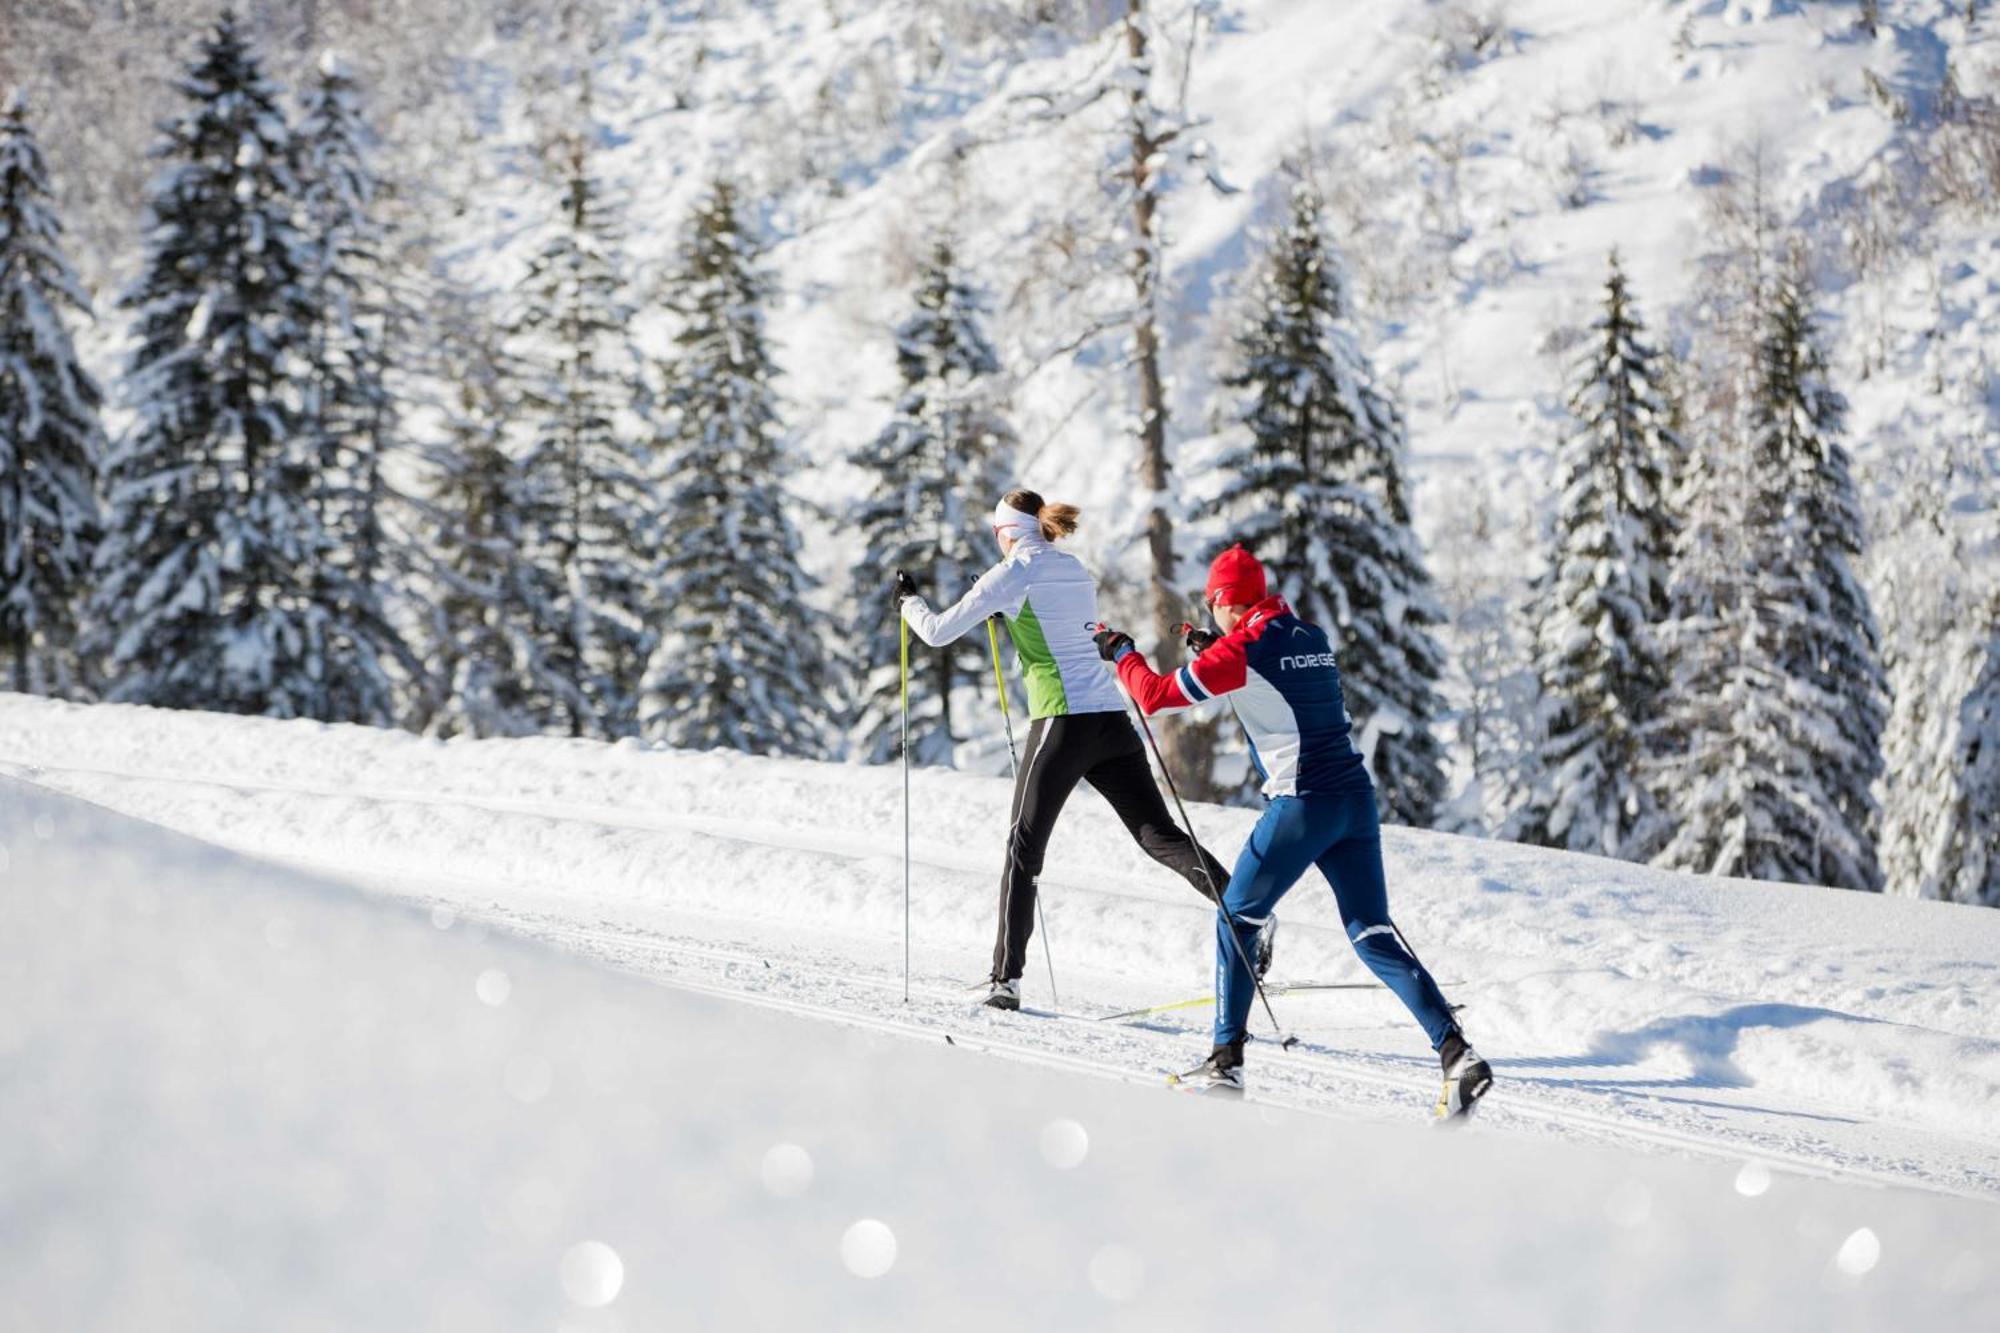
[5,696,2000,1205]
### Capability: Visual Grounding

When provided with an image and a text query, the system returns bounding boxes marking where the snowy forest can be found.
[1,0,1996,907]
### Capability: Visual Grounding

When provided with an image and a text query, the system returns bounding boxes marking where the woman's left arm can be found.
[901,559,1030,647]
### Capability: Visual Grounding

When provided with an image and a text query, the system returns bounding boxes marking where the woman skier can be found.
[1094,545,1492,1118]
[896,490,1268,1010]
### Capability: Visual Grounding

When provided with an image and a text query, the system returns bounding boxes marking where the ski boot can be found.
[1169,1040,1245,1095]
[980,978,1021,1012]
[1435,1029,1493,1121]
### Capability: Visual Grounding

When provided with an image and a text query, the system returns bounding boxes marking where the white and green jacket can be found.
[900,535,1126,719]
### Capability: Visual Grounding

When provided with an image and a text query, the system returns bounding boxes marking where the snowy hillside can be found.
[4,694,1999,1329]
[30,1,1999,572]
[420,0,2000,559]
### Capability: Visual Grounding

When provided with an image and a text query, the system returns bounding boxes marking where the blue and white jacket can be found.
[1115,596,1371,800]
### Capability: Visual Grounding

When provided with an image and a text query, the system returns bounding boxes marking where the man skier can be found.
[1093,545,1491,1118]
[896,491,1271,1011]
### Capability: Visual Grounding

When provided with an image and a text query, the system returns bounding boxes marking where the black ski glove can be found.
[892,569,918,603]
[1182,623,1220,655]
[1092,627,1134,662]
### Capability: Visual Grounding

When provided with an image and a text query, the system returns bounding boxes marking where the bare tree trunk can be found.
[1127,12,1174,655]
[1122,0,1218,797]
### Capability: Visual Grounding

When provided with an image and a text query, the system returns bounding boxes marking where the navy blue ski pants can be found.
[1215,789,1457,1051]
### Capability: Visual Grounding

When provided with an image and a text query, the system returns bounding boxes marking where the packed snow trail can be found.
[10,770,1998,1331]
[5,695,2000,1204]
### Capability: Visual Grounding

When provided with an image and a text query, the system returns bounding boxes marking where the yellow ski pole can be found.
[987,615,1058,1009]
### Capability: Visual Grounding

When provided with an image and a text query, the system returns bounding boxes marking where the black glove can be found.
[1183,624,1220,655]
[1092,627,1134,662]
[892,569,918,603]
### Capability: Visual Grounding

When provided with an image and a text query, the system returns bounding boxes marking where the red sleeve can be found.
[1181,635,1248,701]
[1116,649,1192,715]
[1116,636,1248,714]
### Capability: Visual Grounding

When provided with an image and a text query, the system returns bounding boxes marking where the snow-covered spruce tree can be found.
[1874,436,2000,906]
[1926,600,2000,905]
[1654,258,1887,891]
[1881,583,2000,906]
[846,239,1016,766]
[1753,259,1888,891]
[1648,411,1771,883]
[421,309,559,740]
[502,130,656,739]
[294,53,423,726]
[0,92,104,698]
[641,180,830,757]
[91,13,332,716]
[1200,182,1449,825]
[1517,254,1680,859]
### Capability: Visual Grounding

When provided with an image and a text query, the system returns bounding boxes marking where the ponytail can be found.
[1037,503,1081,541]
[1003,488,1082,543]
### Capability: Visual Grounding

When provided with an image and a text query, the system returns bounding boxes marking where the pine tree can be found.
[1875,436,2000,906]
[0,92,104,698]
[1939,604,2000,905]
[294,53,421,726]
[422,309,556,740]
[1649,407,1777,884]
[1882,584,2000,906]
[846,239,1016,766]
[1655,257,1888,891]
[1753,258,1888,890]
[1200,182,1449,824]
[503,130,656,739]
[91,12,330,716]
[641,180,830,757]
[1519,254,1680,859]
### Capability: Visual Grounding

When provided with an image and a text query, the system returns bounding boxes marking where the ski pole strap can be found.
[900,617,910,711]
[985,615,1011,723]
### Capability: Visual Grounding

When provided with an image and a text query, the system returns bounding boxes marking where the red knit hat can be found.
[1204,544,1267,609]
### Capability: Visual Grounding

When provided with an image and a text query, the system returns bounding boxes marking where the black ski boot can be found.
[1169,1040,1245,1095]
[1435,1029,1492,1121]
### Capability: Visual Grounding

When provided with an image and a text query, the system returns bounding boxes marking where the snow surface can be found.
[2,691,1998,1326]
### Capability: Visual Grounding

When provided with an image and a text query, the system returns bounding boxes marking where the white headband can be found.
[992,500,1041,540]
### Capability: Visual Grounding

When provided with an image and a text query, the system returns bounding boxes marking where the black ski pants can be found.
[993,710,1229,982]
